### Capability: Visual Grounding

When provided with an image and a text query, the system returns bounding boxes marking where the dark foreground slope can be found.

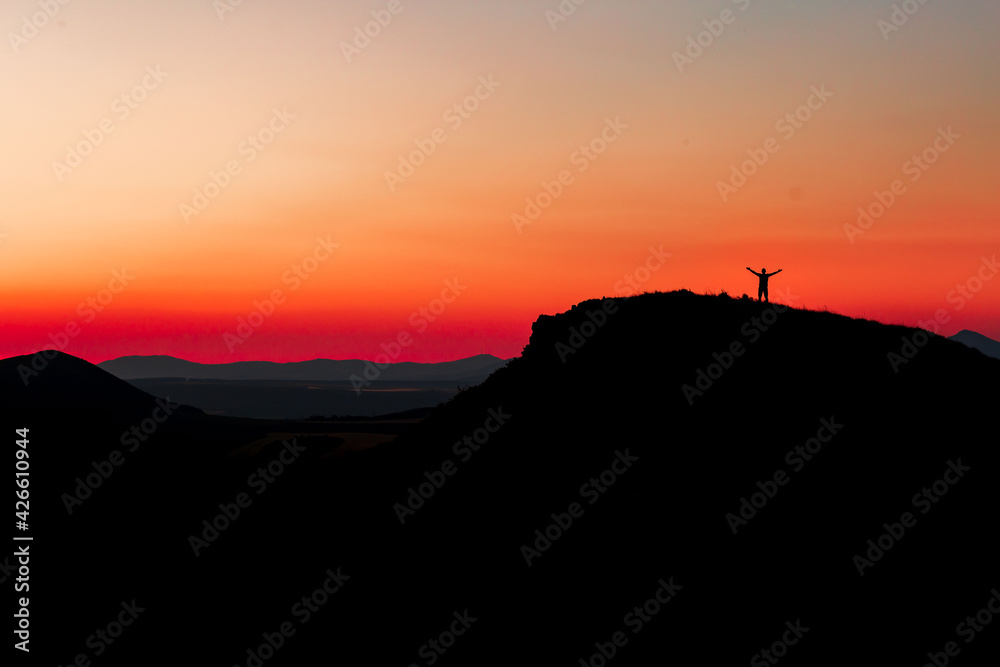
[3,291,998,666]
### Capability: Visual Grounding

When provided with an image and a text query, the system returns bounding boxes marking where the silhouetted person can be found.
[746,267,782,302]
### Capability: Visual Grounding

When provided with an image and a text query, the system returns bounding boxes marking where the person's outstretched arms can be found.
[770,269,782,276]
[746,267,759,276]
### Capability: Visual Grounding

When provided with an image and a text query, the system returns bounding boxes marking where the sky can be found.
[2,0,998,363]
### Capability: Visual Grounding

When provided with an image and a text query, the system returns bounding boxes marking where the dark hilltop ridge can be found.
[3,290,998,666]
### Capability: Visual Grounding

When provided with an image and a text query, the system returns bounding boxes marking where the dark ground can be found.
[3,290,998,666]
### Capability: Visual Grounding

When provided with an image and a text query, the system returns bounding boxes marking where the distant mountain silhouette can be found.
[4,291,998,666]
[93,354,509,419]
[948,329,1000,360]
[98,353,508,383]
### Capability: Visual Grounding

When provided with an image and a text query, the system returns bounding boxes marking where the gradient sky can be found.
[2,0,998,363]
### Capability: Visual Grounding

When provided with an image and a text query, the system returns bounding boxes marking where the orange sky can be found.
[2,0,998,363]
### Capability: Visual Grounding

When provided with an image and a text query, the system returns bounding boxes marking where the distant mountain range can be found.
[93,354,512,418]
[948,329,1000,359]
[99,353,509,383]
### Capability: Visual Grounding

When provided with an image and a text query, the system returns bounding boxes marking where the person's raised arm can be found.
[746,267,757,275]
[771,269,782,276]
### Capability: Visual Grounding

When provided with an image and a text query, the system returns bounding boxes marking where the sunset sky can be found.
[2,0,998,363]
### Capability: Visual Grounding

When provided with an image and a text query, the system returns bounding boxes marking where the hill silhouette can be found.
[3,291,998,666]
[949,329,1000,360]
[2,350,180,417]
